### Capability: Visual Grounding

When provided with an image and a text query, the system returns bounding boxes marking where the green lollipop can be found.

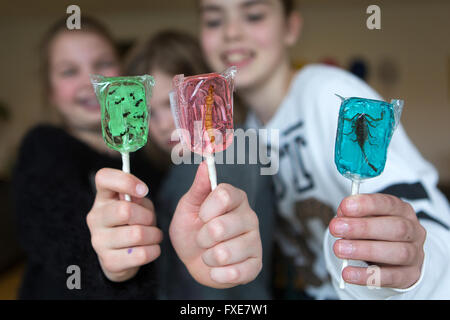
[91,74,155,201]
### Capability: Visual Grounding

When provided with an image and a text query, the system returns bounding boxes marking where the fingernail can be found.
[346,199,358,213]
[136,183,148,196]
[334,221,349,236]
[211,268,238,283]
[339,242,354,256]
[347,270,360,282]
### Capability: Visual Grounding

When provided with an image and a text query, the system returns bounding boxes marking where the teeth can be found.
[226,52,250,63]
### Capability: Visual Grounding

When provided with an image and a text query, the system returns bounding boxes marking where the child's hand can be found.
[169,162,262,289]
[329,193,426,289]
[86,168,163,282]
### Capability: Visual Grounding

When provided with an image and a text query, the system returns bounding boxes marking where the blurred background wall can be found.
[0,0,449,298]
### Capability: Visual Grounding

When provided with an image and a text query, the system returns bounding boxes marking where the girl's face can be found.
[49,31,120,131]
[200,0,299,90]
[149,70,179,154]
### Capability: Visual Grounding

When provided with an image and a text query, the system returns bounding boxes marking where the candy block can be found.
[334,97,401,180]
[91,75,155,153]
[171,67,236,155]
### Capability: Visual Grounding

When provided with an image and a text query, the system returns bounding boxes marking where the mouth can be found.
[76,96,100,112]
[221,49,255,69]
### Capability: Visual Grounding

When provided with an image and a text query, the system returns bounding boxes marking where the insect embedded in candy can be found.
[343,111,385,173]
[204,85,216,144]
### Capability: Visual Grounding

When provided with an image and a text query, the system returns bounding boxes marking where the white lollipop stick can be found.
[205,154,217,191]
[339,179,360,289]
[121,152,131,202]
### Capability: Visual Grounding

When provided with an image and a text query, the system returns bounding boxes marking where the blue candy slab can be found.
[334,97,399,180]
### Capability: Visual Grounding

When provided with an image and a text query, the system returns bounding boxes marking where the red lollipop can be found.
[170,67,236,190]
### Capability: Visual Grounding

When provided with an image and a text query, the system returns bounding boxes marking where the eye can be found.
[204,18,222,28]
[60,68,77,77]
[246,13,265,22]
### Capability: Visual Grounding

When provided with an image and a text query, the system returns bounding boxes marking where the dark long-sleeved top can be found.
[12,125,163,299]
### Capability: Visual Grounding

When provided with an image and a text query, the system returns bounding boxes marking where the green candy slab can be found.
[91,75,155,153]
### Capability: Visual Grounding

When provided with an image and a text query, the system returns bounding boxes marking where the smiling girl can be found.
[12,16,163,299]
[198,0,450,299]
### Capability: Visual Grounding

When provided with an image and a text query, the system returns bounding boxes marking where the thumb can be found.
[182,161,212,208]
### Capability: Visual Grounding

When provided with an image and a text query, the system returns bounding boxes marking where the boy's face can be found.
[199,0,298,90]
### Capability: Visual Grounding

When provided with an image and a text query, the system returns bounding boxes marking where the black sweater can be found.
[12,125,163,299]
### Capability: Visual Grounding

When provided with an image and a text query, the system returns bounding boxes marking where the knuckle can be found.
[147,209,156,226]
[214,246,230,265]
[119,201,132,223]
[419,224,427,242]
[90,234,101,251]
[95,168,108,187]
[397,219,411,241]
[154,228,164,244]
[249,209,259,229]
[412,266,422,284]
[239,189,248,202]
[135,247,150,265]
[207,219,225,242]
[404,202,415,214]
[257,259,263,274]
[86,212,94,229]
[398,244,413,264]
[217,186,231,209]
[386,194,398,207]
[124,176,136,193]
[152,245,161,259]
[130,226,144,243]
[102,253,118,273]
[229,267,240,282]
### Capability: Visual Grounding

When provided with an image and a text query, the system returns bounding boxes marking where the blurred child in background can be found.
[13,16,163,299]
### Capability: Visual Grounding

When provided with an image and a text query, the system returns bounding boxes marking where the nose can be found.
[224,15,243,42]
[81,69,94,88]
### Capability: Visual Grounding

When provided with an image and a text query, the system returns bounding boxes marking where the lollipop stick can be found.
[351,179,360,195]
[205,154,217,191]
[340,179,360,289]
[121,152,131,202]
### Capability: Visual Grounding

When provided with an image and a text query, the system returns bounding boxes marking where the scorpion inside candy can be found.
[343,110,385,172]
[204,85,216,144]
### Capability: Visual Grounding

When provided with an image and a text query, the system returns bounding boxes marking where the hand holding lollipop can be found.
[170,67,236,190]
[334,96,403,289]
[91,75,155,201]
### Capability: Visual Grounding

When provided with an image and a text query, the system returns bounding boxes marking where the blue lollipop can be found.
[334,95,403,289]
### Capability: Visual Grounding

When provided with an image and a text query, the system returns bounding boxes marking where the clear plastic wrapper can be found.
[91,74,155,153]
[334,95,404,181]
[170,67,236,155]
